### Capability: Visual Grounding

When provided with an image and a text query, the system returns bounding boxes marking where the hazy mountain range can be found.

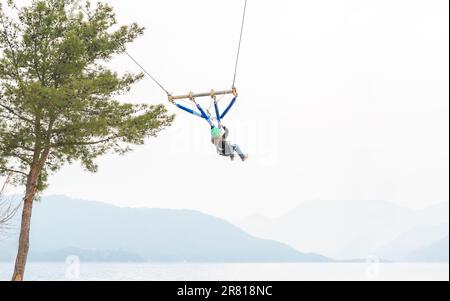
[0,196,328,263]
[1,196,447,263]
[237,200,449,262]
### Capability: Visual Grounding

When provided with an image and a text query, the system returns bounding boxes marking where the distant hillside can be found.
[238,200,449,261]
[404,237,449,263]
[0,196,329,263]
[30,247,146,262]
[377,224,449,261]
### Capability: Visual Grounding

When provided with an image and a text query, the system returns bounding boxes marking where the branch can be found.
[10,152,33,165]
[0,12,23,83]
[0,11,30,104]
[0,174,10,196]
[0,103,34,124]
[0,168,28,177]
[51,135,121,148]
[0,198,22,228]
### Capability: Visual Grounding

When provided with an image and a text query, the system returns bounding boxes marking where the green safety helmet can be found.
[211,127,221,138]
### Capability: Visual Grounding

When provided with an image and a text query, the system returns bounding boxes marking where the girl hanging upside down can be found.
[171,90,247,161]
[211,125,248,162]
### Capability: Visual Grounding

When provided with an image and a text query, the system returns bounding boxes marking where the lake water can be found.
[0,262,448,281]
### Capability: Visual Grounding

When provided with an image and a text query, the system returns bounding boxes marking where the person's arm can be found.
[222,126,229,139]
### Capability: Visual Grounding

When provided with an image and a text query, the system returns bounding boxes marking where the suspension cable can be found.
[123,52,170,96]
[232,0,248,88]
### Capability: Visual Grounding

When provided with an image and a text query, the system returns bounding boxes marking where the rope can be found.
[80,2,249,98]
[123,52,170,96]
[79,6,170,96]
[232,0,248,88]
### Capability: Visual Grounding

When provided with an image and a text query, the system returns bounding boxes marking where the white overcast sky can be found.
[6,0,450,219]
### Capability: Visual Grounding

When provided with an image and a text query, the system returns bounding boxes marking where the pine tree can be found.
[0,0,174,280]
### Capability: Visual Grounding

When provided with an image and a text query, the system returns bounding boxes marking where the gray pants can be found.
[230,144,246,161]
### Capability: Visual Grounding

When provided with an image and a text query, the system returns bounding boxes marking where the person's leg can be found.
[232,144,247,161]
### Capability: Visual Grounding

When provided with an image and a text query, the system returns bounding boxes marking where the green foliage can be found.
[0,0,174,189]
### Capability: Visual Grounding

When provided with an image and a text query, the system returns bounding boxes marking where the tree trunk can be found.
[11,166,40,281]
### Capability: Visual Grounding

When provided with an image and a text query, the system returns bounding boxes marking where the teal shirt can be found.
[212,127,233,156]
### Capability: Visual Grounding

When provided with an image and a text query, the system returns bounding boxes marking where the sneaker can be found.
[230,155,235,161]
[242,155,249,162]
